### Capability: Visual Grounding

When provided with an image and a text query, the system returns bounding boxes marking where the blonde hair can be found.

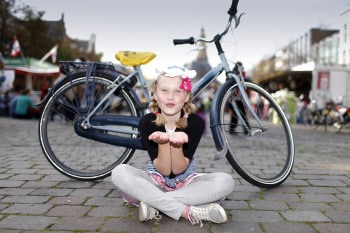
[149,77,194,129]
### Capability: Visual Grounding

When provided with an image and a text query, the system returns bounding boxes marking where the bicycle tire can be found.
[39,71,139,180]
[217,81,295,188]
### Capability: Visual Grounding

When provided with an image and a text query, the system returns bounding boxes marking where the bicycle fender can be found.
[36,70,130,107]
[210,79,236,152]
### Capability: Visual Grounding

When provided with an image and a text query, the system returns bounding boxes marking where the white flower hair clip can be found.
[155,65,197,79]
[155,66,196,92]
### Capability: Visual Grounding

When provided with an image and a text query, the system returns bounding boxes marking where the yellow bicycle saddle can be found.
[115,51,156,66]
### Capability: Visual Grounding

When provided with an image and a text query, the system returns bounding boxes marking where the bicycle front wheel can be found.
[39,72,139,180]
[218,82,295,188]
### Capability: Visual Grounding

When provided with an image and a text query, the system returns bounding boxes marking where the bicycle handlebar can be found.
[173,37,195,45]
[228,0,239,16]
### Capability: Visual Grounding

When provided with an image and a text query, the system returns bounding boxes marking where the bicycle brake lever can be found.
[233,13,245,28]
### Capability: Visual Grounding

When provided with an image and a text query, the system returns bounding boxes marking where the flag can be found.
[39,45,58,63]
[11,35,20,57]
[49,45,58,63]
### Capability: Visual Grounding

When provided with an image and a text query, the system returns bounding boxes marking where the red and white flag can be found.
[11,35,20,57]
[49,45,58,63]
[39,45,59,63]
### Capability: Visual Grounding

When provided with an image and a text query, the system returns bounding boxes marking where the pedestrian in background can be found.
[15,89,40,119]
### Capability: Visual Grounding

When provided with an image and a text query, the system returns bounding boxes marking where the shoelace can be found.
[188,208,210,227]
[149,208,162,220]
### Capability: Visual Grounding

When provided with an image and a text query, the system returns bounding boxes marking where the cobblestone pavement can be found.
[0,117,349,233]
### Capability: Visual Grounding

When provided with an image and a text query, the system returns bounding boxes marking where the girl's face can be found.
[154,75,190,118]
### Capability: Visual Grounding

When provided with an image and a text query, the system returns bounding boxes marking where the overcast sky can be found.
[21,0,350,75]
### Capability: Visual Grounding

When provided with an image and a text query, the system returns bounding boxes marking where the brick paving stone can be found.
[249,200,289,211]
[224,200,249,210]
[87,205,131,217]
[300,194,342,203]
[0,204,9,212]
[212,222,263,233]
[101,218,155,233]
[48,196,87,205]
[262,222,315,233]
[0,174,12,180]
[233,185,261,192]
[41,174,72,181]
[281,210,331,222]
[21,180,58,188]
[85,196,125,207]
[232,210,284,222]
[0,180,24,188]
[343,179,350,186]
[0,188,35,195]
[0,215,57,230]
[9,174,43,181]
[282,179,309,186]
[325,211,350,223]
[5,168,39,175]
[91,180,115,189]
[1,195,50,204]
[298,186,339,194]
[0,230,21,233]
[335,193,350,202]
[313,223,350,233]
[330,202,350,212]
[70,188,110,197]
[56,181,95,189]
[229,191,261,201]
[262,193,301,202]
[50,216,104,231]
[338,187,350,193]
[47,205,91,217]
[322,175,350,181]
[30,188,73,196]
[157,218,212,233]
[25,231,73,233]
[287,201,333,212]
[262,185,299,194]
[308,179,348,187]
[2,203,53,215]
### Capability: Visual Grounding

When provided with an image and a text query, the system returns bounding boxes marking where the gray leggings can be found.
[111,164,235,220]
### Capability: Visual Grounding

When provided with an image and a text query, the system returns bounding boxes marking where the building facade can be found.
[252,7,350,108]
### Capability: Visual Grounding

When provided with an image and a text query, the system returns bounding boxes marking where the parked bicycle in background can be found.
[305,98,350,132]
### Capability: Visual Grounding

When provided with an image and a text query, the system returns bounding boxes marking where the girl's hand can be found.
[169,131,188,147]
[148,131,169,144]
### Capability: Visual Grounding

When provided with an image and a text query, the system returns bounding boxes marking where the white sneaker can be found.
[188,203,227,227]
[138,201,162,221]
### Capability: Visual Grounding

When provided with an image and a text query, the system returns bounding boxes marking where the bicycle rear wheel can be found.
[218,82,294,188]
[39,72,139,180]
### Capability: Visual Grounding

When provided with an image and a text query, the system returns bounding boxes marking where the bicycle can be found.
[38,0,295,188]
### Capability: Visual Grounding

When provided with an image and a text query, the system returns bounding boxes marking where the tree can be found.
[0,0,45,56]
[0,0,101,62]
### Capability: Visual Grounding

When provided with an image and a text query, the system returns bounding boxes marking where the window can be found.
[344,24,347,42]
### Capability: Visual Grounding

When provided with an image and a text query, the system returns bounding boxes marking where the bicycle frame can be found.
[71,55,264,154]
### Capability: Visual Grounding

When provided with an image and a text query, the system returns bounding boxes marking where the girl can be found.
[111,66,234,227]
